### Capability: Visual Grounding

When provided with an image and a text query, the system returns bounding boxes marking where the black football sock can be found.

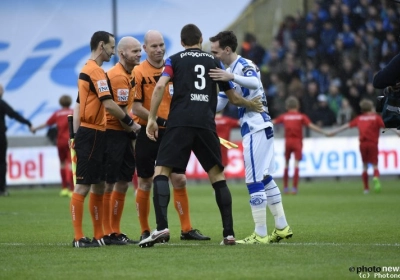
[212,180,234,237]
[153,175,170,231]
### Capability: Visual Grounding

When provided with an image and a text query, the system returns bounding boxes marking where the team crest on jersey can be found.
[117,88,129,101]
[97,80,109,93]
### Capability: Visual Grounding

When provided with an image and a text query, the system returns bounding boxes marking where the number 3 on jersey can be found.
[194,65,205,90]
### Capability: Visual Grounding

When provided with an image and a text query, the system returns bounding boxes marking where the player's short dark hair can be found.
[59,95,72,107]
[90,31,114,51]
[181,24,202,46]
[209,31,238,52]
[285,96,299,110]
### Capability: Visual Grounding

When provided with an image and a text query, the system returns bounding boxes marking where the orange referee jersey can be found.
[106,62,133,131]
[132,60,172,126]
[78,60,112,130]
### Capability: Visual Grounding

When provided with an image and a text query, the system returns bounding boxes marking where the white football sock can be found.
[265,179,288,229]
[249,190,267,237]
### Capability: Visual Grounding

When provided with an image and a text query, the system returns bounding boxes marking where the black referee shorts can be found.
[75,127,105,185]
[156,126,223,173]
[102,129,135,183]
[135,126,185,178]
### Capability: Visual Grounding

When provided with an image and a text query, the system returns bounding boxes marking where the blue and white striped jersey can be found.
[216,55,272,137]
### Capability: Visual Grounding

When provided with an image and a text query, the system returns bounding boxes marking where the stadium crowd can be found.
[229,0,399,127]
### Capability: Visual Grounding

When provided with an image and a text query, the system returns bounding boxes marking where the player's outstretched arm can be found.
[209,68,258,89]
[30,123,48,134]
[309,123,329,136]
[327,123,350,137]
[224,88,263,112]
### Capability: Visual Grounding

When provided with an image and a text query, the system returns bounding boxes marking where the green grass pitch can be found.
[0,177,399,280]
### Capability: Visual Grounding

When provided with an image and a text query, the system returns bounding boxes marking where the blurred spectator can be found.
[363,82,379,108]
[270,88,287,119]
[302,81,319,117]
[279,53,301,85]
[337,57,356,96]
[340,3,353,28]
[319,20,338,59]
[305,36,320,64]
[380,32,399,67]
[373,19,387,45]
[348,85,362,114]
[328,2,343,32]
[288,76,304,102]
[305,21,320,44]
[364,30,381,70]
[338,23,355,49]
[326,84,343,116]
[266,72,285,99]
[240,32,266,67]
[310,94,337,127]
[300,58,319,84]
[276,15,298,51]
[317,61,331,94]
[336,98,354,125]
[331,37,346,69]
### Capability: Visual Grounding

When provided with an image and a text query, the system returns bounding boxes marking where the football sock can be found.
[293,167,299,189]
[110,190,126,234]
[135,188,151,233]
[247,182,267,237]
[102,191,112,235]
[70,193,85,240]
[153,175,170,230]
[283,167,289,188]
[89,192,104,240]
[373,168,380,178]
[212,180,234,237]
[362,171,369,190]
[173,187,191,232]
[264,176,288,229]
[60,167,67,189]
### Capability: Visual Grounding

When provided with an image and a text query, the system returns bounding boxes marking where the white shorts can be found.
[242,128,276,183]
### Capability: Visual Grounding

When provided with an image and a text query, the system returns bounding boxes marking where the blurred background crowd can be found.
[223,0,399,129]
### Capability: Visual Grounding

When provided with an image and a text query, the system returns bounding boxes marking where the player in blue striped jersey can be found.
[209,31,292,244]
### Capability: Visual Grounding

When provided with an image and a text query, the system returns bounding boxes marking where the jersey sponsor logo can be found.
[117,88,129,101]
[190,93,209,102]
[180,51,214,59]
[284,115,303,120]
[97,80,109,93]
[359,115,378,121]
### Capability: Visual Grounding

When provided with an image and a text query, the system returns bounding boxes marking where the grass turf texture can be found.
[0,178,399,280]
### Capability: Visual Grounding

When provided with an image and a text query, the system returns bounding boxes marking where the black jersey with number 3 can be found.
[162,48,233,131]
